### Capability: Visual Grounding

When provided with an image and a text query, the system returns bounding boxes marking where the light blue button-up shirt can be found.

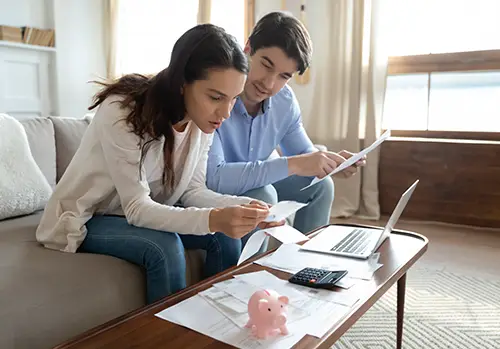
[206,85,316,195]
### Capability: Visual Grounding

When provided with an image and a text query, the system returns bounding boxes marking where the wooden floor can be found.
[332,216,500,279]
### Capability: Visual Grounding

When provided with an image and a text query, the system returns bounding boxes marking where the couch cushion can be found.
[49,116,91,181]
[0,114,53,221]
[20,117,57,188]
[0,213,146,349]
[0,212,207,349]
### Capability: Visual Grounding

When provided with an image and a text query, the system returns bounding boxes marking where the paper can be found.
[286,283,359,307]
[156,270,355,346]
[291,296,349,338]
[156,294,305,349]
[301,129,391,191]
[233,272,352,338]
[262,225,309,244]
[264,201,308,222]
[233,271,358,308]
[221,272,314,310]
[238,225,309,266]
[255,244,383,280]
[201,287,248,313]
[200,288,250,328]
[238,231,268,266]
[335,277,356,289]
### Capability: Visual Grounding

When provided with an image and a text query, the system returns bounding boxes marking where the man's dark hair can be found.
[248,11,312,75]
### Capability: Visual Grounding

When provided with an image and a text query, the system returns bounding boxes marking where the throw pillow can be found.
[0,114,52,220]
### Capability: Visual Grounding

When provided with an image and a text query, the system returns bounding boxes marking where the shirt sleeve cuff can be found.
[266,156,290,184]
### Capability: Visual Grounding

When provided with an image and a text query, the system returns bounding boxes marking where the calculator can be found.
[288,267,348,289]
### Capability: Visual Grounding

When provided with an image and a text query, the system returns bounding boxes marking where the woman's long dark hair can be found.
[89,24,248,190]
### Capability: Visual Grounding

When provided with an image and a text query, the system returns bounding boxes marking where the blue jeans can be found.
[241,175,334,252]
[79,215,241,304]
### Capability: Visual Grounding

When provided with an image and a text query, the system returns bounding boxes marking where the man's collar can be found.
[235,96,272,117]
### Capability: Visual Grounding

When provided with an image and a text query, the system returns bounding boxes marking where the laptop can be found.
[300,179,419,259]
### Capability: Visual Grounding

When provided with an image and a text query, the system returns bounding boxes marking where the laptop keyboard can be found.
[330,229,371,254]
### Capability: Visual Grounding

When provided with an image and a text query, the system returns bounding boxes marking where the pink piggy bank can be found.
[245,289,289,339]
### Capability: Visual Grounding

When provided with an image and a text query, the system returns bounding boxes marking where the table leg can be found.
[397,273,407,349]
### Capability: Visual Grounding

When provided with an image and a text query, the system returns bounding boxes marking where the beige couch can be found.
[0,116,210,349]
[0,115,321,349]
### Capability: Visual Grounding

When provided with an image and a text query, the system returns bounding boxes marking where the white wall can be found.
[53,0,106,117]
[255,0,328,124]
[0,0,106,118]
[0,0,52,28]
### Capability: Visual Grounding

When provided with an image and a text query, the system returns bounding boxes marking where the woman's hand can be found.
[248,200,286,230]
[258,220,286,230]
[209,203,270,239]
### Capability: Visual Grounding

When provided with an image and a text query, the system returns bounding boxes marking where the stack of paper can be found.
[255,244,383,281]
[156,271,357,349]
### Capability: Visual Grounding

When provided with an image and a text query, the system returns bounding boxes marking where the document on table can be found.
[233,271,359,308]
[232,271,353,338]
[200,287,249,328]
[301,129,391,191]
[156,294,305,349]
[156,270,355,347]
[237,225,309,266]
[255,244,383,280]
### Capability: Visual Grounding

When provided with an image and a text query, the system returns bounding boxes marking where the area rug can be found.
[333,267,500,349]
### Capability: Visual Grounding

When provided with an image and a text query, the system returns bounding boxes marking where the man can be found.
[207,11,364,237]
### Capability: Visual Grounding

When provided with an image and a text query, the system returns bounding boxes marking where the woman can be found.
[36,24,280,304]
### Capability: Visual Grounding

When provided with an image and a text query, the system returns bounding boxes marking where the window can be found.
[380,0,500,136]
[209,0,246,47]
[113,0,247,76]
[115,0,198,76]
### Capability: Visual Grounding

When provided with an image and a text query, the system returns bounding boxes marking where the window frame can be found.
[385,49,500,140]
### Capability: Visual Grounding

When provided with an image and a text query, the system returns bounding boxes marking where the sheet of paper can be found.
[216,274,312,324]
[262,225,309,244]
[286,283,359,307]
[238,230,268,265]
[233,271,358,308]
[215,272,348,337]
[238,225,309,266]
[201,287,248,313]
[255,244,383,280]
[291,296,350,338]
[233,272,353,338]
[264,201,308,222]
[200,288,250,328]
[335,277,356,289]
[156,294,305,349]
[301,129,391,191]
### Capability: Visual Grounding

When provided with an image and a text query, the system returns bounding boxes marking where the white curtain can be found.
[103,0,119,79]
[198,0,212,24]
[304,0,388,220]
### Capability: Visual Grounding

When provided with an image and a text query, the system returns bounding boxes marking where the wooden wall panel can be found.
[379,138,500,228]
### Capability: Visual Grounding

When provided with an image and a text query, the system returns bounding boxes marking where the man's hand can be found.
[287,151,346,178]
[333,150,367,178]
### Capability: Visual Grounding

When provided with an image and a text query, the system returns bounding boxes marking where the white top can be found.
[36,96,252,253]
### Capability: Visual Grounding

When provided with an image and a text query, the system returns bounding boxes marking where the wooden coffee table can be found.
[54,223,428,349]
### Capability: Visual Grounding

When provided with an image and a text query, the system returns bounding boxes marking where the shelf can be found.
[0,40,56,52]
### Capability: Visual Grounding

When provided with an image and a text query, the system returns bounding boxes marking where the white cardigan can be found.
[36,96,252,253]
